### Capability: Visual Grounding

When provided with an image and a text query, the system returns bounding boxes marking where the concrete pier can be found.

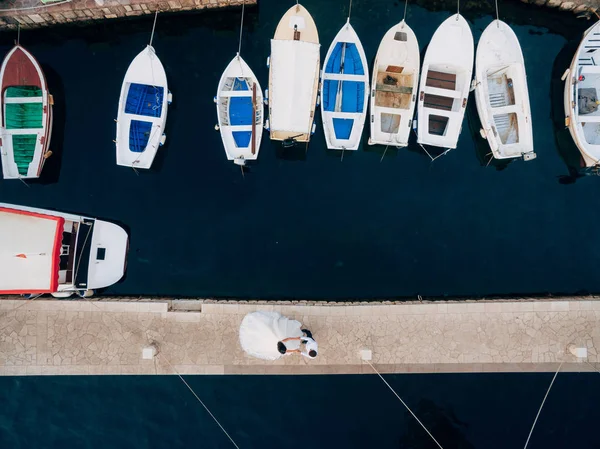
[0,298,598,376]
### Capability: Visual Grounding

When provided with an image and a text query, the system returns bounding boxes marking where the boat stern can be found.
[85,220,129,290]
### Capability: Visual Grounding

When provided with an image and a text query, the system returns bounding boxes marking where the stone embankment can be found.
[520,0,599,14]
[0,0,251,30]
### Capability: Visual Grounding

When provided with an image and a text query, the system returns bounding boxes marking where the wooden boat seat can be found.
[374,71,413,109]
[425,70,456,90]
[423,93,454,111]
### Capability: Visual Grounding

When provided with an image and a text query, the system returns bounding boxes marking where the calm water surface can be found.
[1,373,599,448]
[0,0,593,299]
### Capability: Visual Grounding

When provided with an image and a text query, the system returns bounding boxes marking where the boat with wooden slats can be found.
[475,20,535,162]
[416,14,473,150]
[0,45,53,180]
[564,20,600,171]
[369,20,419,148]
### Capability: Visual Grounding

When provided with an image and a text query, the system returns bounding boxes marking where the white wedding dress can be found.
[239,311,303,360]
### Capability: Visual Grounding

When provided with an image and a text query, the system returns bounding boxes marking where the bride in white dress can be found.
[239,311,304,360]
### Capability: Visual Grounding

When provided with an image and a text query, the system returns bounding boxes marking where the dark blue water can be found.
[1,373,599,448]
[0,1,593,298]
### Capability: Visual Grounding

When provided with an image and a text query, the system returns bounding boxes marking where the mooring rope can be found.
[348,0,353,21]
[495,0,500,25]
[149,10,159,47]
[365,360,444,449]
[402,0,409,23]
[160,355,241,449]
[523,362,563,449]
[457,0,460,18]
[238,0,245,57]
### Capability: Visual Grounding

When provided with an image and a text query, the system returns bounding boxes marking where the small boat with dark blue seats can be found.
[115,44,171,169]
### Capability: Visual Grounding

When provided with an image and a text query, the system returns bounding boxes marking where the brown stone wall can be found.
[0,0,254,30]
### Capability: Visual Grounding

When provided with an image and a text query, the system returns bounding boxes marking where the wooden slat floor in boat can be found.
[423,93,453,111]
[375,70,413,109]
[425,70,456,90]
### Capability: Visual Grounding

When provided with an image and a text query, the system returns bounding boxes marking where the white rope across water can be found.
[523,362,563,449]
[149,10,159,47]
[495,0,500,25]
[365,360,445,449]
[160,355,241,449]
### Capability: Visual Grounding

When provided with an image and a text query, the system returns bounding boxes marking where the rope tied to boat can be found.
[495,0,499,25]
[238,0,245,57]
[456,0,460,19]
[402,0,408,25]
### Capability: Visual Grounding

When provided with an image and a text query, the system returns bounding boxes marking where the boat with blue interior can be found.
[0,44,53,180]
[320,19,369,151]
[215,56,263,166]
[116,44,170,169]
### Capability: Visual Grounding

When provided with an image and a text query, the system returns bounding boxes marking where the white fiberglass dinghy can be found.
[267,4,320,146]
[369,20,419,148]
[215,56,263,166]
[0,203,128,298]
[475,20,535,162]
[320,20,369,151]
[116,45,171,169]
[564,20,600,170]
[416,14,473,151]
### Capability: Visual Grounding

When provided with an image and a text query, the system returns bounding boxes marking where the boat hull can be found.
[268,4,320,145]
[416,14,474,150]
[116,45,169,169]
[564,21,600,169]
[474,20,535,161]
[216,55,264,165]
[369,20,419,148]
[0,45,53,180]
[0,202,128,295]
[320,21,369,151]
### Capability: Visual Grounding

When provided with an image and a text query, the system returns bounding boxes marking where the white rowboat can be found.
[416,14,473,150]
[116,46,170,169]
[320,20,369,151]
[215,55,263,166]
[475,20,535,161]
[369,20,419,148]
[564,20,600,170]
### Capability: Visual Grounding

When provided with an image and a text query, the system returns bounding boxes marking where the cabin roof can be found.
[0,207,64,294]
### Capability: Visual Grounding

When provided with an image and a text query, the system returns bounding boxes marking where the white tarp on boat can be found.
[0,207,63,293]
[270,39,320,134]
[239,311,303,360]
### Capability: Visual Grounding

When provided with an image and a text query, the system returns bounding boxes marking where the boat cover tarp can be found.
[12,135,37,175]
[0,207,64,293]
[270,39,320,133]
[125,83,164,118]
[5,86,42,98]
[229,97,253,126]
[5,103,43,129]
[333,118,353,140]
[239,311,303,360]
[129,120,152,153]
[325,43,364,75]
[233,131,251,148]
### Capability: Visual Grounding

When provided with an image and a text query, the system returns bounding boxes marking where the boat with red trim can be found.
[0,45,53,180]
[0,203,128,298]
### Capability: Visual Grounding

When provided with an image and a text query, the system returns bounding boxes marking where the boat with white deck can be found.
[0,203,128,298]
[474,20,535,162]
[369,20,419,148]
[267,4,320,146]
[416,14,473,152]
[564,20,600,171]
[320,19,369,151]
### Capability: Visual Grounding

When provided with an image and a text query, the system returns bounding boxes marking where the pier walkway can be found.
[0,298,598,376]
